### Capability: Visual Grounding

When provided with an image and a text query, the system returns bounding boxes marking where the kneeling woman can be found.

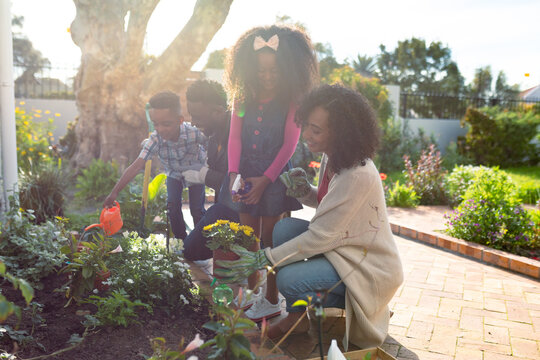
[217,84,403,349]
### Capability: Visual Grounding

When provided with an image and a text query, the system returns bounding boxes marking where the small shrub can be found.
[0,201,67,288]
[19,162,67,224]
[106,232,198,311]
[404,144,447,205]
[444,165,487,208]
[386,181,420,208]
[84,289,151,328]
[445,168,537,255]
[75,159,119,201]
[458,107,540,167]
[442,141,474,170]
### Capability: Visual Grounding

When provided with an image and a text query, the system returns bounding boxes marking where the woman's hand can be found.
[214,244,270,283]
[241,175,271,205]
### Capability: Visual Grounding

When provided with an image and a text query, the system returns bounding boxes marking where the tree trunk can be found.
[69,0,233,170]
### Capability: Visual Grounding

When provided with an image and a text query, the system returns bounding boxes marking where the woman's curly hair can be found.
[225,24,318,105]
[296,84,381,174]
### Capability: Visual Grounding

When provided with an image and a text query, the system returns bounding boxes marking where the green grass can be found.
[502,166,540,204]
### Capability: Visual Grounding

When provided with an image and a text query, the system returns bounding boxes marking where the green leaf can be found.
[0,296,15,322]
[16,278,34,305]
[60,245,72,255]
[202,321,221,332]
[82,266,93,279]
[148,174,166,201]
[0,262,6,274]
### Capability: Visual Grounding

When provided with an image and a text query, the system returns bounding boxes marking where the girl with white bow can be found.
[223,25,318,321]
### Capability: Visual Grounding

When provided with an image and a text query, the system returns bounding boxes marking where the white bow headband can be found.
[253,34,279,51]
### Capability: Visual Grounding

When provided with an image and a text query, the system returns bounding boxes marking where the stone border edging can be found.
[390,222,540,279]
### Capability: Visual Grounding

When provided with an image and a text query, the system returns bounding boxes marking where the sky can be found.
[10,0,540,91]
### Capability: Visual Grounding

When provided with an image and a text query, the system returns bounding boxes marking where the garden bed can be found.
[1,271,211,359]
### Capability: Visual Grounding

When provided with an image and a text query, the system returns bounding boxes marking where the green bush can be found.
[19,163,68,224]
[444,167,537,255]
[442,142,474,170]
[75,159,119,201]
[444,165,488,208]
[404,144,447,205]
[84,289,151,328]
[516,181,540,204]
[0,200,67,288]
[106,232,198,312]
[386,181,420,208]
[458,107,540,167]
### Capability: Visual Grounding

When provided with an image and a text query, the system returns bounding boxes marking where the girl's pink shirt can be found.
[228,101,301,182]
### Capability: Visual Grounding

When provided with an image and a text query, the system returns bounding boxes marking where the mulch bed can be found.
[1,271,212,359]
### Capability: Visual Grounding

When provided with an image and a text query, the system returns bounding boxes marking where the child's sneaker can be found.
[244,296,282,322]
[234,287,262,310]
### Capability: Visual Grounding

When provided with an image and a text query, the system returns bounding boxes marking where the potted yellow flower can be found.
[203,220,259,279]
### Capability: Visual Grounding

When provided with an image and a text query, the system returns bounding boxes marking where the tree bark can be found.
[70,0,233,170]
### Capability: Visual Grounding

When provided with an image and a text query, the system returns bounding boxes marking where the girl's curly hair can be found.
[296,84,381,174]
[225,24,318,105]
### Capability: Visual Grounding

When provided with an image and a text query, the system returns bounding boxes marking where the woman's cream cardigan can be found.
[264,156,403,349]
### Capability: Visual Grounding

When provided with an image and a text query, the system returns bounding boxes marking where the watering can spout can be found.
[84,201,123,236]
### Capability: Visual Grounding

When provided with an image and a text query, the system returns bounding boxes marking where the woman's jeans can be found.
[273,217,346,313]
[167,177,206,240]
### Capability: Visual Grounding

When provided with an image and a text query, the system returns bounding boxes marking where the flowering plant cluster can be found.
[203,220,259,252]
[444,167,537,255]
[105,232,200,311]
[404,144,447,205]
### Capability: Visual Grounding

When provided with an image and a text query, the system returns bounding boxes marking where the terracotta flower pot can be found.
[212,249,240,279]
[94,269,111,291]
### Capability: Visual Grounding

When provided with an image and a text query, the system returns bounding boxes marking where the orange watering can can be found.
[85,201,123,236]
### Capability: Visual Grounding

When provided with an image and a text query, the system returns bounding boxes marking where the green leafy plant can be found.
[75,159,119,201]
[458,107,540,167]
[443,165,487,208]
[0,200,67,288]
[203,221,259,252]
[404,144,447,205]
[84,289,151,327]
[105,232,198,312]
[200,303,257,359]
[19,162,67,224]
[445,167,537,255]
[59,231,117,301]
[0,262,34,323]
[386,181,420,208]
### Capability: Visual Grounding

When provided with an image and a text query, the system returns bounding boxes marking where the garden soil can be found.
[1,272,212,359]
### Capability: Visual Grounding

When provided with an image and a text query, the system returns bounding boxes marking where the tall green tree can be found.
[69,0,233,169]
[204,49,226,69]
[467,66,493,97]
[376,37,464,94]
[494,70,519,100]
[351,54,376,78]
[12,15,50,84]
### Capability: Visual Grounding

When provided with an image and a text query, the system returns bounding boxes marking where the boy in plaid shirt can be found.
[104,91,207,239]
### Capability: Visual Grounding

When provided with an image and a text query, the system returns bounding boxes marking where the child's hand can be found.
[229,173,243,202]
[103,192,117,208]
[240,176,271,205]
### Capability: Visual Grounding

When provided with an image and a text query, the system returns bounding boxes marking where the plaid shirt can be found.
[138,123,207,181]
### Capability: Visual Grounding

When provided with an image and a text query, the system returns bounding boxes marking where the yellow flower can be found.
[240,225,254,237]
[203,224,214,231]
[21,150,26,155]
[27,133,32,140]
[45,110,50,114]
[29,148,34,152]
[229,222,240,232]
[47,132,53,137]
[38,152,43,156]
[15,107,19,112]
[34,114,41,118]
[23,121,29,126]
[255,236,260,242]
[19,101,25,105]
[55,113,61,117]
[216,219,229,225]
[35,109,42,113]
